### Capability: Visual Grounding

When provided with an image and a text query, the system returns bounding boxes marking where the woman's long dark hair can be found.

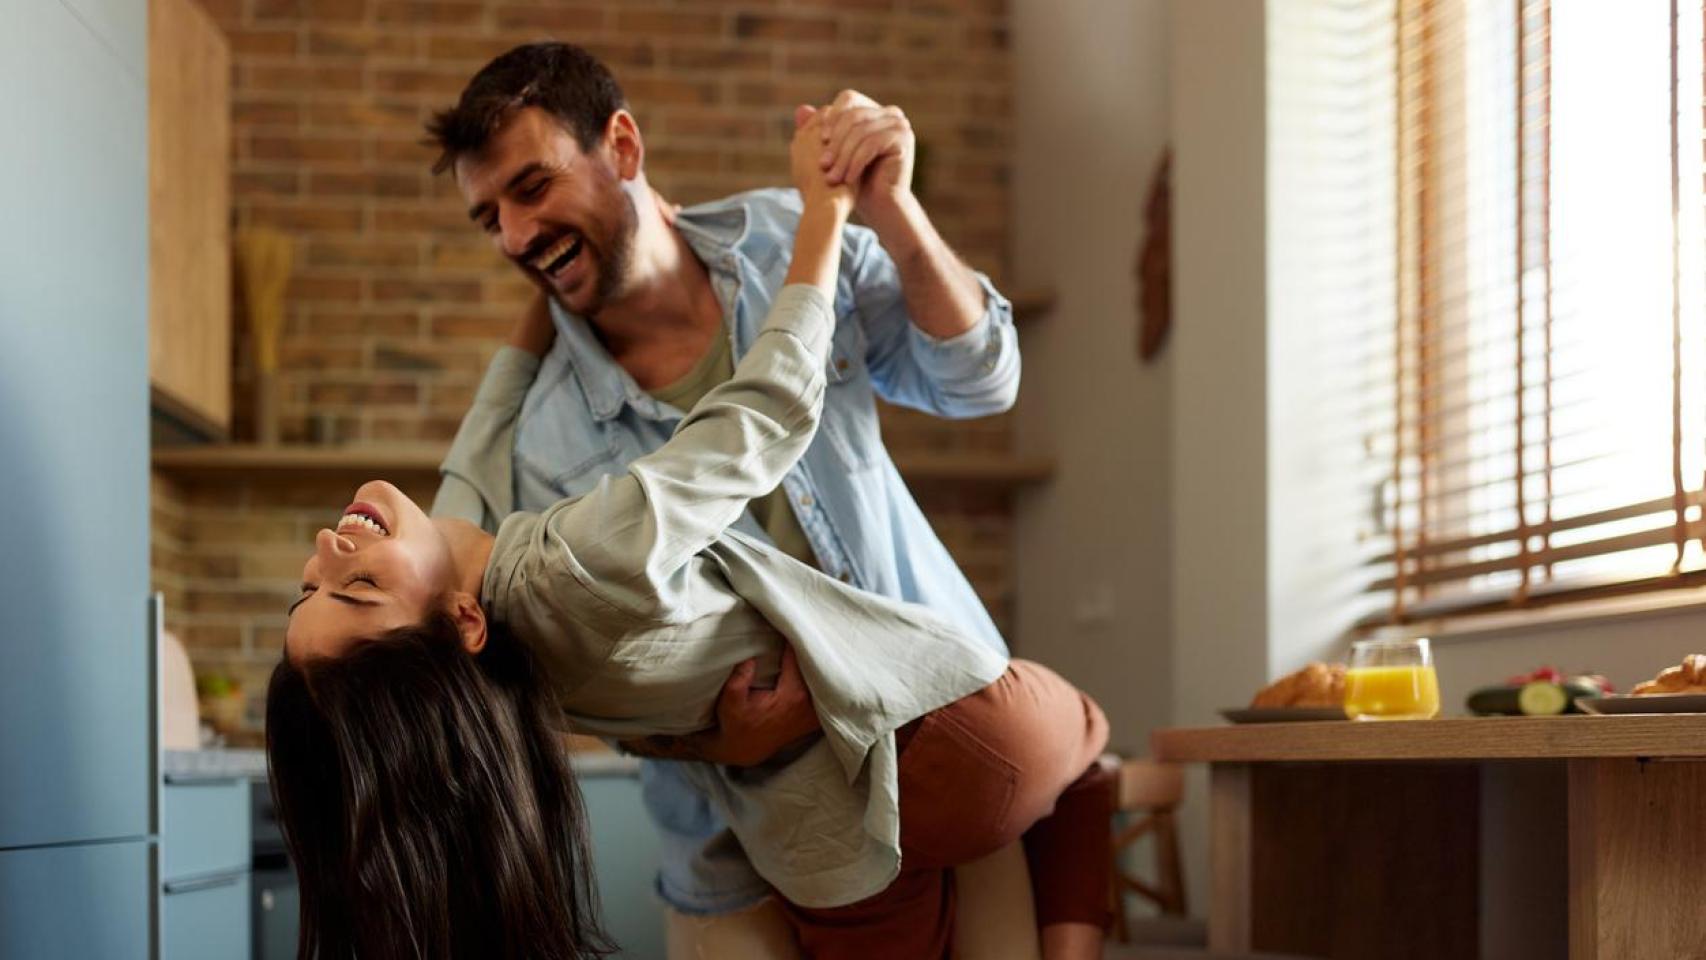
[266,610,612,960]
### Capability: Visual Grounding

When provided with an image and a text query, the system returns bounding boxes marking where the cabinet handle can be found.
[163,873,243,895]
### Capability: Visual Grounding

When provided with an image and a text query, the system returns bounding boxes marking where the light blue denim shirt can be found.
[432,187,1019,913]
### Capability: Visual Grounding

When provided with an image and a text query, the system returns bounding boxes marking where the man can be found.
[425,43,1042,956]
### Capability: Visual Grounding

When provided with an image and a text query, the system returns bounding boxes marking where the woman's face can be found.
[284,480,458,661]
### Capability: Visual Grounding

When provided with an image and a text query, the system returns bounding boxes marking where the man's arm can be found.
[818,91,987,341]
[617,645,822,767]
[814,89,1020,418]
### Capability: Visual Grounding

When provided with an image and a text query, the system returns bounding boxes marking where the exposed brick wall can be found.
[157,0,1017,743]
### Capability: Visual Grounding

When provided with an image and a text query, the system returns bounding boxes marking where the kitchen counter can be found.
[162,746,642,783]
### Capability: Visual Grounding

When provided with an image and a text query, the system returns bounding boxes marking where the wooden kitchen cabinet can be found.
[149,0,230,437]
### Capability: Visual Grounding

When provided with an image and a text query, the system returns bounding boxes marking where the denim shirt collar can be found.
[548,198,753,423]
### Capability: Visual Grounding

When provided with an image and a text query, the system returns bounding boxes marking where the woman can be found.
[268,111,1111,960]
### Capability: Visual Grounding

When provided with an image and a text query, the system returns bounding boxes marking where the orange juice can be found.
[1343,665,1441,720]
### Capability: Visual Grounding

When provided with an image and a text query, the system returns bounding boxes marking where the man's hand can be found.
[814,89,916,225]
[618,645,821,767]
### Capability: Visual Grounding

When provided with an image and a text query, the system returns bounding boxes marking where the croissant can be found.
[1631,654,1706,695]
[1251,662,1346,708]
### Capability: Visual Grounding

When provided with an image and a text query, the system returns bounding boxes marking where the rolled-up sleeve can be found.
[849,226,1020,419]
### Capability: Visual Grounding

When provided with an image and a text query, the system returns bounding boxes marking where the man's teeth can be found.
[337,513,387,535]
[531,234,582,274]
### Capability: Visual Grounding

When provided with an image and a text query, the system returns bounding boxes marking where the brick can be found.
[372,341,483,375]
[372,205,481,234]
[306,379,421,406]
[426,237,505,271]
[305,99,424,131]
[246,201,362,231]
[306,0,370,23]
[424,34,528,63]
[371,277,481,302]
[489,3,605,32]
[373,66,470,98]
[375,0,481,26]
[429,312,513,340]
[481,273,539,305]
[720,149,786,176]
[613,9,724,37]
[308,169,423,198]
[782,51,895,77]
[241,63,363,94]
[232,98,301,128]
[277,339,367,368]
[250,134,364,163]
[578,39,657,70]
[658,110,770,141]
[624,76,721,107]
[307,237,420,268]
[306,26,419,58]
[664,44,772,73]
[733,13,837,42]
[373,137,437,165]
[233,170,304,199]
[300,309,422,338]
[287,274,364,302]
[227,27,302,57]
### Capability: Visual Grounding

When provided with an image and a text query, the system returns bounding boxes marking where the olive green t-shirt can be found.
[648,329,819,568]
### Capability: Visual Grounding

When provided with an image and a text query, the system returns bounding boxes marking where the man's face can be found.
[455,107,637,316]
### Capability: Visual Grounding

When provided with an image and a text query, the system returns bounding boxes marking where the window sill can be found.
[1372,585,1706,645]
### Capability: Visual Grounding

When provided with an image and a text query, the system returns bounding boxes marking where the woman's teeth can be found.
[337,513,387,536]
[531,233,584,276]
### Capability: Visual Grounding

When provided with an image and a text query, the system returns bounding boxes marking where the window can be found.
[1366,0,1706,624]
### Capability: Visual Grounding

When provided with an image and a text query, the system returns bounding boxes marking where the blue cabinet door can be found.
[0,0,151,849]
[0,842,152,959]
[162,871,251,960]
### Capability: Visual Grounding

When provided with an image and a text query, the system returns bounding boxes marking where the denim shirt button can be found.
[798,494,815,508]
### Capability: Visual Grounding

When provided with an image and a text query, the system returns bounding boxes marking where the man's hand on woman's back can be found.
[619,644,822,767]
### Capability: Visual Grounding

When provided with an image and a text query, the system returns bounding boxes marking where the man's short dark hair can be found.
[425,42,627,175]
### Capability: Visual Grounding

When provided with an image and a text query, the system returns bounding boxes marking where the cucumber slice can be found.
[1518,681,1568,716]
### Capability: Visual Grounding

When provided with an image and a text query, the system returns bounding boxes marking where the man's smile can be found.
[530,231,585,279]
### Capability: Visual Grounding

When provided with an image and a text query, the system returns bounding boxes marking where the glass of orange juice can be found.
[1344,637,1441,721]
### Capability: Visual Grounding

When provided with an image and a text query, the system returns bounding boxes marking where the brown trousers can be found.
[780,660,1113,959]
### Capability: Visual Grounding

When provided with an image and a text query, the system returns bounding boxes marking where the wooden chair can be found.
[1105,757,1189,943]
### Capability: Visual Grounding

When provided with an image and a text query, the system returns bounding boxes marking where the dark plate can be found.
[1576,693,1706,715]
[1220,707,1349,724]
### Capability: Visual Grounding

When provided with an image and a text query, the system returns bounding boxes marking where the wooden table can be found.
[1151,715,1706,960]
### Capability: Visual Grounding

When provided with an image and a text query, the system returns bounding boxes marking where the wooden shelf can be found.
[153,444,1056,489]
[1010,288,1056,324]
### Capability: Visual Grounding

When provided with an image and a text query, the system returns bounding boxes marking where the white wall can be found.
[1167,0,1271,913]
[1010,0,1174,755]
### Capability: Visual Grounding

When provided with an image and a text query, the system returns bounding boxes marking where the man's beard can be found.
[580,188,638,319]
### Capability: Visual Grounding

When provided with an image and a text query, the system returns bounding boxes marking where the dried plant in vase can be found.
[235,228,293,445]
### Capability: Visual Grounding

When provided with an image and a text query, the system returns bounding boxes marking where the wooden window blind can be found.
[1366,0,1706,625]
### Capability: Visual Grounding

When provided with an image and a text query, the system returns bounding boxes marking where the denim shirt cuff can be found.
[905,272,1013,380]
